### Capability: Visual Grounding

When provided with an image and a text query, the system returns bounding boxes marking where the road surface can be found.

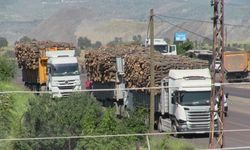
[184,86,250,149]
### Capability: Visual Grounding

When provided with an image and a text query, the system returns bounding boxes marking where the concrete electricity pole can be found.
[149,9,155,132]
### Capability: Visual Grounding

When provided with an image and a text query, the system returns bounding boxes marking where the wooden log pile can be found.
[84,45,209,89]
[15,40,75,70]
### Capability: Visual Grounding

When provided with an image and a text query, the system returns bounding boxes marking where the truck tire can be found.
[40,86,46,91]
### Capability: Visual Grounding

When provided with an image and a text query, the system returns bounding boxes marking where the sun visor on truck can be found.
[46,50,75,58]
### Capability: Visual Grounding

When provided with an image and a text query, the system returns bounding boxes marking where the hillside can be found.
[28,6,95,44]
[1,0,250,44]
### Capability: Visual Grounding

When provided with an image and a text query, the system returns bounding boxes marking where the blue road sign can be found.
[175,32,187,41]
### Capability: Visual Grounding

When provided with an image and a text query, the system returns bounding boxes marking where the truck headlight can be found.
[178,119,187,124]
[75,79,81,85]
[52,82,58,87]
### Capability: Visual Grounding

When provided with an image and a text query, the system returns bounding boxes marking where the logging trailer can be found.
[21,47,81,97]
[224,51,250,82]
[90,58,223,134]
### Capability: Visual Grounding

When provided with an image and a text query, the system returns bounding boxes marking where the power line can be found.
[156,14,250,29]
[203,146,250,150]
[1,128,250,142]
[155,15,213,41]
[1,82,250,94]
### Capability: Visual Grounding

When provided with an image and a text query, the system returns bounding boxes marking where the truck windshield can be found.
[154,45,168,53]
[180,91,210,106]
[52,63,79,76]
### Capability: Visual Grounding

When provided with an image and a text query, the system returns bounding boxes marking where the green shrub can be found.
[14,93,148,150]
[0,37,8,48]
[0,56,16,81]
[0,94,14,138]
[151,135,195,150]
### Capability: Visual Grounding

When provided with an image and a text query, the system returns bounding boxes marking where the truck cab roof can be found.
[169,68,211,79]
[169,68,211,91]
[145,38,168,46]
[48,57,78,65]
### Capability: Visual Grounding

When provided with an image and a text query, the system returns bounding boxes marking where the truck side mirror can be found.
[225,93,229,98]
[171,93,176,104]
[171,97,176,104]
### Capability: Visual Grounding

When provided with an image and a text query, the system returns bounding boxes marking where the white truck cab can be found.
[47,50,81,97]
[145,38,177,55]
[158,69,219,134]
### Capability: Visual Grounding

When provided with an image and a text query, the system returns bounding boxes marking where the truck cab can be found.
[158,69,219,134]
[47,50,81,97]
[145,39,177,55]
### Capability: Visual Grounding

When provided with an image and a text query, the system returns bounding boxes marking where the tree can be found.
[175,40,194,55]
[0,94,14,138]
[0,56,16,81]
[14,93,148,150]
[0,37,8,48]
[132,35,142,44]
[77,37,92,49]
[19,36,32,43]
[92,41,102,49]
[108,37,123,46]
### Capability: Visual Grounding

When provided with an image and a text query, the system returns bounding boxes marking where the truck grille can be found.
[58,80,75,85]
[187,111,210,130]
[58,86,75,90]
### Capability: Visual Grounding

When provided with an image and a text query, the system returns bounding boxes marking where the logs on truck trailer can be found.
[84,45,209,90]
[15,40,75,90]
[15,40,75,70]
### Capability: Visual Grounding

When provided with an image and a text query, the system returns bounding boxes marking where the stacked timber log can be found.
[84,45,208,89]
[15,40,75,70]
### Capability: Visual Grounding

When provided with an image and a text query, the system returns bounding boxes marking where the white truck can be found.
[46,50,81,97]
[91,58,220,134]
[145,38,177,55]
[157,69,219,134]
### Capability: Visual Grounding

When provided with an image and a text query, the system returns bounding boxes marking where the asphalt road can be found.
[185,87,250,149]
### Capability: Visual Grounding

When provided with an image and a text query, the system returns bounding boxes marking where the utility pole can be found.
[209,0,225,149]
[149,9,155,132]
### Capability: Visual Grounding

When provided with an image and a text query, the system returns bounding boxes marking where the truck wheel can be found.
[171,121,179,138]
[40,86,46,91]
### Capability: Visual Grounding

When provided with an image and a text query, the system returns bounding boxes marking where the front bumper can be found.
[51,85,81,98]
[177,122,219,134]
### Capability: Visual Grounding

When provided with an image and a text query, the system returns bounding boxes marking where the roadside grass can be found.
[149,135,195,150]
[0,82,34,149]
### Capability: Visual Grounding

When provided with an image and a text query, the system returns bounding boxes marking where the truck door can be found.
[168,90,181,117]
[170,45,177,55]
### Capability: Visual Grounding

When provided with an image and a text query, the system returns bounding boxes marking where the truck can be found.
[91,58,219,134]
[145,38,177,55]
[21,47,81,97]
[224,51,250,82]
[157,68,218,134]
